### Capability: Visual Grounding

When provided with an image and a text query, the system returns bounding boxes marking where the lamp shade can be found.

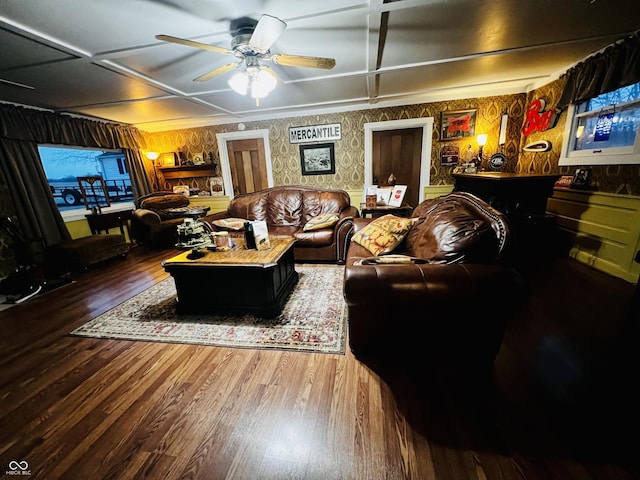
[251,68,277,99]
[477,134,488,146]
[228,71,249,95]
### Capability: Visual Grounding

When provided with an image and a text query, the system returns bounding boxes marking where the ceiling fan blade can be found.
[156,34,233,55]
[249,14,286,52]
[193,62,240,82]
[270,53,335,70]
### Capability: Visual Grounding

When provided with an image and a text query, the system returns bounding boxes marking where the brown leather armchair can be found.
[201,186,359,263]
[343,192,525,367]
[130,191,190,248]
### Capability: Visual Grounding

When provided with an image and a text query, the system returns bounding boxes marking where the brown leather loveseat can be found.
[201,185,359,263]
[130,191,191,248]
[343,192,524,369]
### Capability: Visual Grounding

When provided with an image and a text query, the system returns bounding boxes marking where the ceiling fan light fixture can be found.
[229,65,277,101]
[228,71,249,95]
[250,68,277,99]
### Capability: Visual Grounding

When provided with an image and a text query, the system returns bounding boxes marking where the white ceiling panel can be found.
[0,0,638,131]
[1,60,171,110]
[74,96,227,125]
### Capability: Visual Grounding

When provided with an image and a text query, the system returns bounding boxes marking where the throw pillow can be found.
[211,217,247,231]
[303,212,339,231]
[351,214,414,256]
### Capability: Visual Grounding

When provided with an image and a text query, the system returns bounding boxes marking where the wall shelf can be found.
[158,165,217,179]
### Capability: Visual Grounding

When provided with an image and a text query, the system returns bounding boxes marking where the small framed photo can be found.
[388,185,407,207]
[192,153,205,165]
[172,185,190,197]
[440,109,477,140]
[209,177,224,196]
[571,168,591,189]
[376,187,393,206]
[299,143,336,175]
[159,152,177,167]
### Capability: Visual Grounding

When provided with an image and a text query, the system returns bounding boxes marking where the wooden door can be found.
[372,127,423,207]
[226,138,269,196]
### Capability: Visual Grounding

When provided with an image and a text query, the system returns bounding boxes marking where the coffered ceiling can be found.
[1,0,639,132]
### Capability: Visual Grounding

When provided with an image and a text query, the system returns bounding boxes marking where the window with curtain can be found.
[39,145,134,217]
[559,81,640,166]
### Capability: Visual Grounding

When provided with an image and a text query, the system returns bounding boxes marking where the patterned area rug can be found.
[70,265,346,354]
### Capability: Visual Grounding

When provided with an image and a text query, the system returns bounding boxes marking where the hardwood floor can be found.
[0,245,637,479]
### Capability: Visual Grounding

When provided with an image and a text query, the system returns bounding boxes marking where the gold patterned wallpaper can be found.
[143,80,640,196]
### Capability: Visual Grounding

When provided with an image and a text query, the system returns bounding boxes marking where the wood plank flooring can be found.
[0,245,637,479]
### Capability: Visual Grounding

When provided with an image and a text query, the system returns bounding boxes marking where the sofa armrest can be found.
[332,215,357,264]
[339,205,360,220]
[132,208,162,227]
[352,217,374,234]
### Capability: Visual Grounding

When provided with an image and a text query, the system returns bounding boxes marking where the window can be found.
[39,145,134,219]
[560,81,640,165]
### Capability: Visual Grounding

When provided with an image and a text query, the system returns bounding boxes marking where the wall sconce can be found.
[477,134,488,162]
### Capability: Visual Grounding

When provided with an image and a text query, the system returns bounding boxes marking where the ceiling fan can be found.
[156,14,336,104]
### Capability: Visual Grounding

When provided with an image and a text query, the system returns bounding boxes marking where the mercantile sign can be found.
[289,123,341,144]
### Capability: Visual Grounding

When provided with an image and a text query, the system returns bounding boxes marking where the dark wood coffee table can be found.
[162,237,298,317]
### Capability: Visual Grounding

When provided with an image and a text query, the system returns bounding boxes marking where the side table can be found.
[360,203,413,218]
[85,209,133,240]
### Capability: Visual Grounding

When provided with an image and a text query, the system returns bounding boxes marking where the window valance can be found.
[557,31,640,110]
[0,103,146,150]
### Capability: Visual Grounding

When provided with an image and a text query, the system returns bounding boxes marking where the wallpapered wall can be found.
[143,93,529,193]
[143,81,640,196]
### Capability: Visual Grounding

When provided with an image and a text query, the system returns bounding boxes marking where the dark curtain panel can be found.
[124,148,153,198]
[558,31,640,110]
[0,138,70,246]
[0,103,149,247]
[0,104,147,149]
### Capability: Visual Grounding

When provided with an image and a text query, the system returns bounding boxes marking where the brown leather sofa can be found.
[201,186,359,263]
[130,191,191,248]
[343,192,524,368]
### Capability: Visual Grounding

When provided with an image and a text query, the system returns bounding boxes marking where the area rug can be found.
[70,265,346,354]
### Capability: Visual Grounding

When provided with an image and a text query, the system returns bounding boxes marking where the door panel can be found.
[226,138,268,195]
[372,127,423,207]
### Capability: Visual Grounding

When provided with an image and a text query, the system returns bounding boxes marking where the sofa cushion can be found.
[140,194,189,211]
[228,192,268,221]
[303,212,339,231]
[351,214,414,256]
[268,189,304,226]
[406,197,499,263]
[301,190,350,222]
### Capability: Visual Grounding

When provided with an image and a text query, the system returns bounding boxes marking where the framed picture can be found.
[209,177,224,196]
[159,152,177,167]
[172,185,190,197]
[572,168,591,189]
[192,153,205,165]
[440,145,460,166]
[388,185,407,207]
[440,109,477,140]
[376,186,393,206]
[299,143,336,175]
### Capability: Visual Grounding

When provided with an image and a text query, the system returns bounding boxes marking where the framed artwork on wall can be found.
[159,152,177,167]
[299,143,335,175]
[440,109,477,140]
